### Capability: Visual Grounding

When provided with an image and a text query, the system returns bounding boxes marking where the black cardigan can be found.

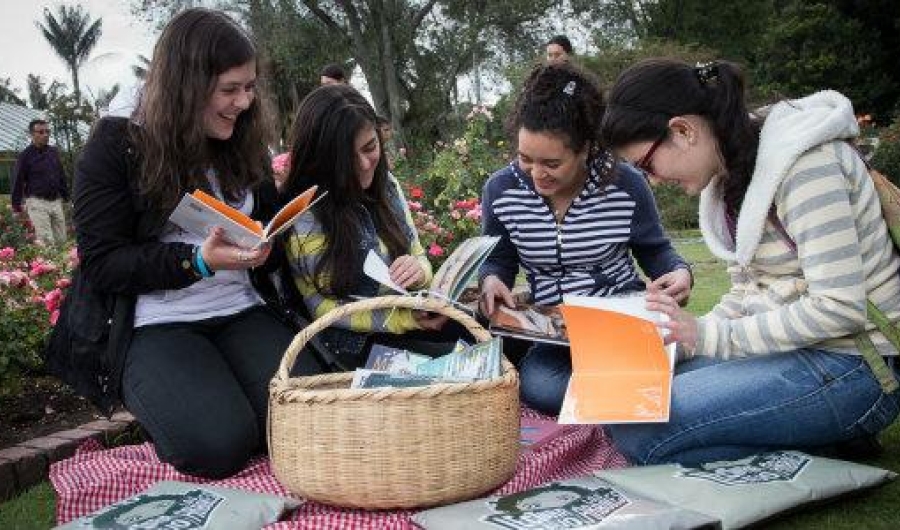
[46,117,283,413]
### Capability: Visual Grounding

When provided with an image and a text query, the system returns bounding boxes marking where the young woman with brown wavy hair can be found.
[54,8,324,479]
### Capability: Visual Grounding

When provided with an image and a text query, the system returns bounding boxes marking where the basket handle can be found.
[276,295,492,382]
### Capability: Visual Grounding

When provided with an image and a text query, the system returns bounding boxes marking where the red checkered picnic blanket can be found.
[51,409,627,528]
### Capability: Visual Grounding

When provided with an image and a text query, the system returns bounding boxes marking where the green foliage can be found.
[753,2,894,115]
[394,107,507,265]
[0,228,75,398]
[37,4,103,102]
[651,183,699,231]
[0,202,35,250]
[580,39,717,94]
[871,119,900,185]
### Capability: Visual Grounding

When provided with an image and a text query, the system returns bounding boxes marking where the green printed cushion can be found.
[54,480,300,529]
[595,451,896,530]
[411,475,719,529]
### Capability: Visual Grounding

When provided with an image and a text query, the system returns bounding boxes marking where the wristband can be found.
[193,246,215,278]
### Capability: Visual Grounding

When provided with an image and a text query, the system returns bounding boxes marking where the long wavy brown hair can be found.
[132,8,272,208]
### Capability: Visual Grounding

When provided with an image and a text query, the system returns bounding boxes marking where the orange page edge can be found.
[266,185,318,236]
[192,190,262,236]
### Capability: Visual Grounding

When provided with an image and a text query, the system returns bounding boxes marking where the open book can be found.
[557,294,676,424]
[363,235,499,303]
[488,303,569,345]
[168,186,326,248]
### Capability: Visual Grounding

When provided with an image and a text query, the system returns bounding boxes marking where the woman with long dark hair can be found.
[282,84,458,367]
[600,58,900,465]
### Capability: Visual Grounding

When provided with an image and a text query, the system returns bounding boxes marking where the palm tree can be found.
[36,5,102,104]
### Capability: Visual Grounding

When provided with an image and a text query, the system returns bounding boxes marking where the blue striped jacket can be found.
[479,155,689,305]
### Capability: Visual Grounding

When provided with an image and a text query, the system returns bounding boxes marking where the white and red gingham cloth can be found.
[50,409,627,529]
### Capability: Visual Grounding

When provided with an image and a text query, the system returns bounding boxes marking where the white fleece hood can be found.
[699,90,859,265]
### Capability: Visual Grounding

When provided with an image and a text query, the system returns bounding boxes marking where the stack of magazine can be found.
[350,338,502,389]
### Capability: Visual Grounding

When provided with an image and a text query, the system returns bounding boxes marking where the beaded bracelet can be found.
[193,245,215,278]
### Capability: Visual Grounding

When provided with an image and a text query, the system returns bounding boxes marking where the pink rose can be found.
[272,153,291,174]
[0,247,15,261]
[428,243,444,257]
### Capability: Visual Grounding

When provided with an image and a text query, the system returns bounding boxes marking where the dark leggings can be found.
[121,306,323,478]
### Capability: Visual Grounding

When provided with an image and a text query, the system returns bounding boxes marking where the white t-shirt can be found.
[134,183,263,327]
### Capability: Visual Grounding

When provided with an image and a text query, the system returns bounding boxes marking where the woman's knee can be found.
[158,416,259,479]
[519,347,570,415]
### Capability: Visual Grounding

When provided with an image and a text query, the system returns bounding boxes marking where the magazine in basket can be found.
[558,294,676,424]
[169,185,325,248]
[350,338,502,388]
[363,235,499,302]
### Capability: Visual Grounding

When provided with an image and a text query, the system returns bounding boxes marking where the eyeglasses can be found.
[635,136,665,174]
[32,129,50,135]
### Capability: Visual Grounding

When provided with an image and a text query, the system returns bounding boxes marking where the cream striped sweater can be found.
[695,91,900,359]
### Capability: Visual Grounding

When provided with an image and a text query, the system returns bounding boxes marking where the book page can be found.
[489,304,569,345]
[263,185,323,239]
[169,193,262,248]
[363,250,409,294]
[431,236,499,300]
[558,301,672,424]
[192,190,262,237]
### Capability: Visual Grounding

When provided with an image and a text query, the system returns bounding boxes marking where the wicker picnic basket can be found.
[267,295,520,510]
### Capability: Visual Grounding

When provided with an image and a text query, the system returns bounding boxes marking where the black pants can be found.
[121,306,323,478]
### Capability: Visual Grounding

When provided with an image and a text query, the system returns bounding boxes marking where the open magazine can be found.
[168,186,326,248]
[363,235,499,303]
[488,303,569,345]
[557,294,676,424]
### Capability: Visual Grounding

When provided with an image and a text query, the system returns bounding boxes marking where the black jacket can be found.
[45,117,283,413]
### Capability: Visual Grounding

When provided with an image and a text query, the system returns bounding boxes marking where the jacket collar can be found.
[699,90,859,265]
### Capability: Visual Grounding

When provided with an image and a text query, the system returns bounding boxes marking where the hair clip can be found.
[562,80,576,96]
[694,62,719,86]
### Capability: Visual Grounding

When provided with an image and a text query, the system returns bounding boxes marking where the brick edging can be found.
[0,411,135,503]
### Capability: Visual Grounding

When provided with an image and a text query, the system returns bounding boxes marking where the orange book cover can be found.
[558,295,674,424]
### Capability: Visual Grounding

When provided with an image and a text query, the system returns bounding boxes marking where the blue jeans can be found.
[518,342,572,415]
[607,350,900,466]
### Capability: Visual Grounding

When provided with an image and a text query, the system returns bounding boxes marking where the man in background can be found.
[11,119,69,246]
[545,35,573,64]
[320,63,348,85]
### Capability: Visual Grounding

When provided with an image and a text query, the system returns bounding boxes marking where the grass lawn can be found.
[1,236,898,528]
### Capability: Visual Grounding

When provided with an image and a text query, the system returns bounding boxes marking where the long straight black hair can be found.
[601,59,761,214]
[283,84,408,297]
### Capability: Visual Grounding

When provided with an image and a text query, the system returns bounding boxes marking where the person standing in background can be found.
[11,119,70,246]
[320,63,348,85]
[545,35,573,64]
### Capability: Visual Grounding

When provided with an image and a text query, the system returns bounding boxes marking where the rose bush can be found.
[396,105,507,267]
[0,205,76,397]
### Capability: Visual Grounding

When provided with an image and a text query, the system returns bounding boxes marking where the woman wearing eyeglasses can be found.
[600,58,900,465]
[478,62,692,415]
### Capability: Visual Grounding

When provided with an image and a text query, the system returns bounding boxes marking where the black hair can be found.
[506,62,610,181]
[547,35,573,55]
[283,84,407,297]
[601,58,760,214]
[319,63,347,82]
[28,119,48,132]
